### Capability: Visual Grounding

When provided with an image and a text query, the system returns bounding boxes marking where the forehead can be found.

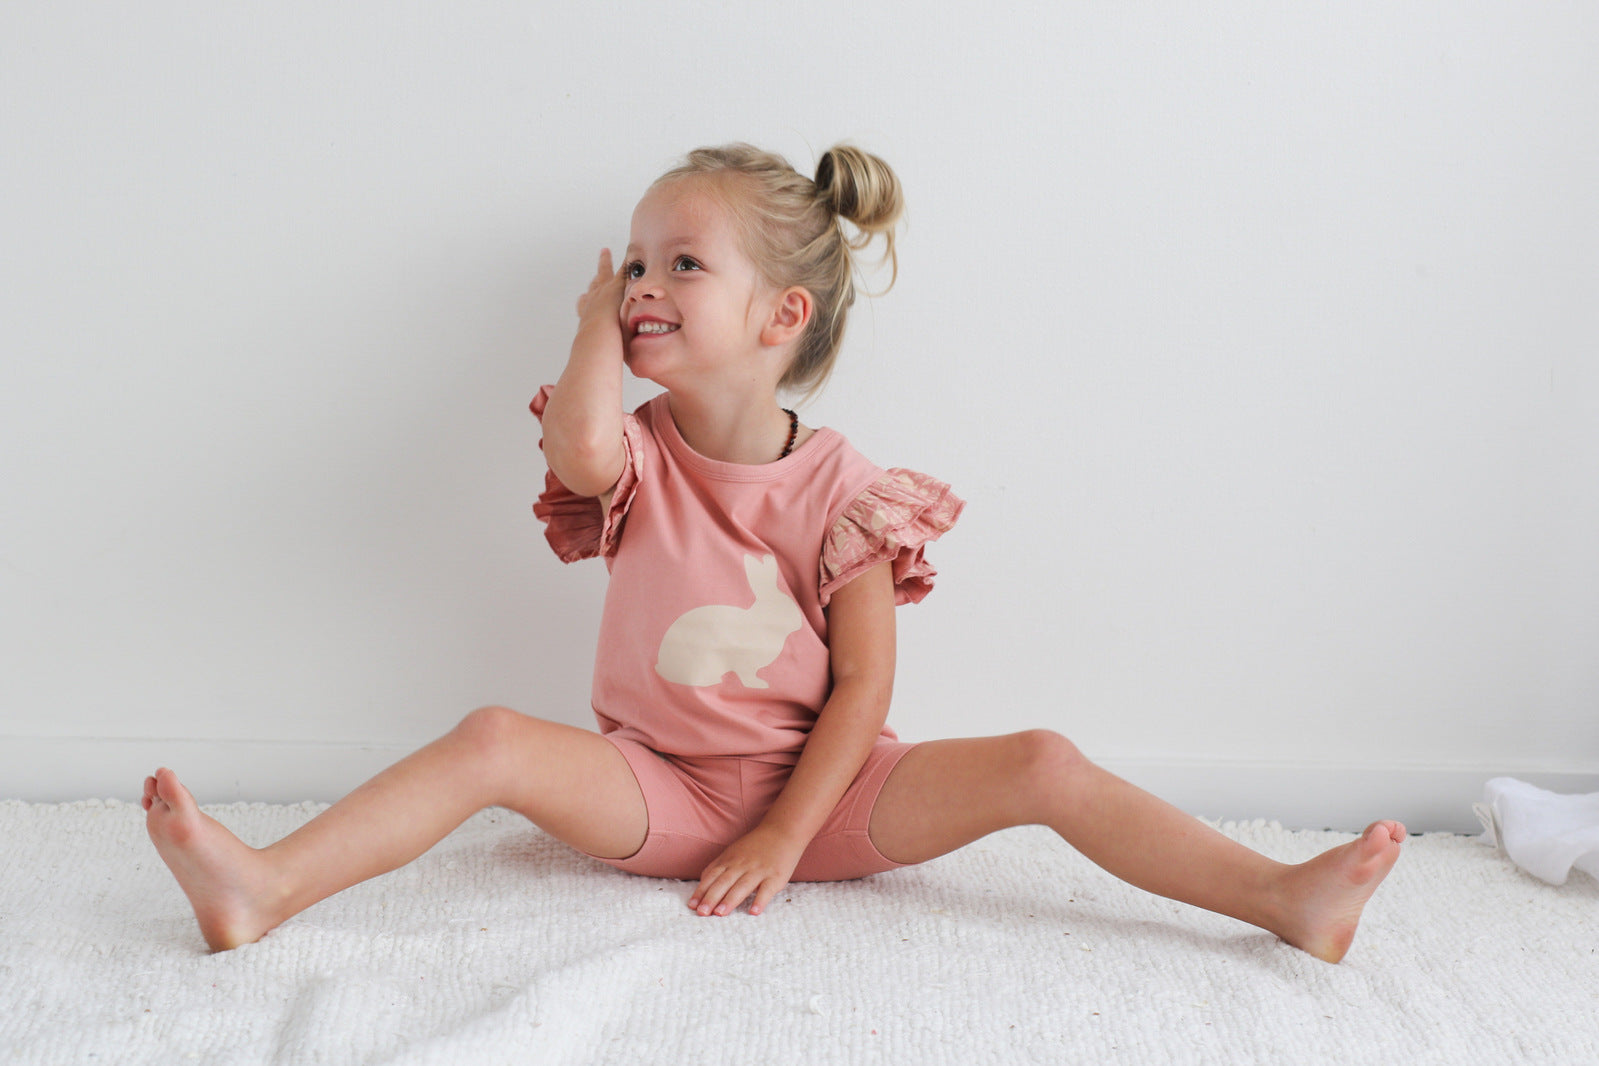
[626,177,741,252]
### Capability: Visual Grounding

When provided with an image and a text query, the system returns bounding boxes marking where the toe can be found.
[154,767,192,810]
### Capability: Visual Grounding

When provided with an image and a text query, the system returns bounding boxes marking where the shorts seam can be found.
[591,732,657,863]
[847,742,917,870]
[594,829,728,881]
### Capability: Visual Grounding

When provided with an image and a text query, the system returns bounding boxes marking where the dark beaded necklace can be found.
[779,408,799,459]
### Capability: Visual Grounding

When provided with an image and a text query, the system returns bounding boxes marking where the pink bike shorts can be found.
[587,734,919,883]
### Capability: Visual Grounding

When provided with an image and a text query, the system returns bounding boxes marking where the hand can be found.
[574,248,627,339]
[689,824,808,917]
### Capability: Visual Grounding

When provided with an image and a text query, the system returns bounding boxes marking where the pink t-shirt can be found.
[531,387,963,763]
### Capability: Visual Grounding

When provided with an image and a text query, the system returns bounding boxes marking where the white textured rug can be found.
[2,799,1596,1065]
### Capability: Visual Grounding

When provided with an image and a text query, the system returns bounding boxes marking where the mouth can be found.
[632,322,681,338]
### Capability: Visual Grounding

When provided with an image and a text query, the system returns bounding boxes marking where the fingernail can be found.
[716,905,728,916]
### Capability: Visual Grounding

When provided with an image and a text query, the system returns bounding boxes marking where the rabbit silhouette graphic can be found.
[655,554,803,689]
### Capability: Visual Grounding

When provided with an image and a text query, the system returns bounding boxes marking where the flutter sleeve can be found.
[528,385,645,563]
[819,468,965,607]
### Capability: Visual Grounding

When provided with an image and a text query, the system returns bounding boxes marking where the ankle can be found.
[1215,857,1297,939]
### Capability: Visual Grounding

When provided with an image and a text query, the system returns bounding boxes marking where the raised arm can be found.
[541,249,629,499]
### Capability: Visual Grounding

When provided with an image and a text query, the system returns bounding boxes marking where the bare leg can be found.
[143,706,647,951]
[867,731,1405,963]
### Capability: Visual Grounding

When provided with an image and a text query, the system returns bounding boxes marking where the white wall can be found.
[3,2,1595,830]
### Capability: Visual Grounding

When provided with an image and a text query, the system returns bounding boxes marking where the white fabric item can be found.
[1473,776,1599,885]
[4,799,1599,1064]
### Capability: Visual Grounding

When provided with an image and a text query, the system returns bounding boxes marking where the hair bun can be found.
[816,145,903,232]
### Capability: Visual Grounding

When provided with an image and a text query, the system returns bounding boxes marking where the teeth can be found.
[636,321,680,335]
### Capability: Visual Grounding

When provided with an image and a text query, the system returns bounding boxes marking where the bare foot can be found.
[1274,819,1407,963]
[142,768,282,951]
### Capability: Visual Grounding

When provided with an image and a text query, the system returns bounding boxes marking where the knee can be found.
[1010,729,1089,814]
[451,705,525,761]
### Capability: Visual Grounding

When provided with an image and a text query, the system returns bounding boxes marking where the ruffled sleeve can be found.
[528,385,645,563]
[819,469,965,607]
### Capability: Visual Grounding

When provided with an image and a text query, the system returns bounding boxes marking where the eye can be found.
[623,255,701,281]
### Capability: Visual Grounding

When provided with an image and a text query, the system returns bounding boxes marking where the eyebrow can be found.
[623,237,699,255]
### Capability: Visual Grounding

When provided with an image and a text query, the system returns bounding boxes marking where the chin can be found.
[622,351,667,387]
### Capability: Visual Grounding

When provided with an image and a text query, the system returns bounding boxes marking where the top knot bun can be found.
[814,144,904,294]
[815,144,904,235]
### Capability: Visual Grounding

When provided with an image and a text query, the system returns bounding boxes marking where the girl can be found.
[143,142,1405,963]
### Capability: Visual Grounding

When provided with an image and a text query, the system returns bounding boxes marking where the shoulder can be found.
[798,425,879,483]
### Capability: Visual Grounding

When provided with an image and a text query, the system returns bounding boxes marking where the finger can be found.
[749,879,784,917]
[598,249,625,292]
[692,867,735,915]
[697,881,733,916]
[687,869,721,911]
[703,865,763,917]
[713,871,765,916]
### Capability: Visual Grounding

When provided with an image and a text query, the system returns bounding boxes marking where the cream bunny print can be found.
[655,554,803,689]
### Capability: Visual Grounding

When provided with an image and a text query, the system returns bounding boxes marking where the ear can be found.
[758,286,813,347]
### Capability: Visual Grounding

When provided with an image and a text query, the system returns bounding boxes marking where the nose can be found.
[625,263,664,303]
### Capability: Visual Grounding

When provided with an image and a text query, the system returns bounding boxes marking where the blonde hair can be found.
[651,142,904,401]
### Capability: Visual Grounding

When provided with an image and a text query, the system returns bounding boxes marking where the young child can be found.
[142,142,1405,963]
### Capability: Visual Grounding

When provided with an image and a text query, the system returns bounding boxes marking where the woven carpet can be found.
[2,799,1596,1064]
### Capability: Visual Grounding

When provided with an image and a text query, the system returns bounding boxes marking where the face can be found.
[619,177,773,387]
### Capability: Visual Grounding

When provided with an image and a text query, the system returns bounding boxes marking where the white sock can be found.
[1475,777,1599,886]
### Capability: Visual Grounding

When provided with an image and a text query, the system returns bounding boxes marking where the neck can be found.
[666,390,798,465]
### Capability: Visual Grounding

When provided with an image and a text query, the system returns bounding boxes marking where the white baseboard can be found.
[2,736,417,810]
[4,736,1595,834]
[1095,757,1598,834]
